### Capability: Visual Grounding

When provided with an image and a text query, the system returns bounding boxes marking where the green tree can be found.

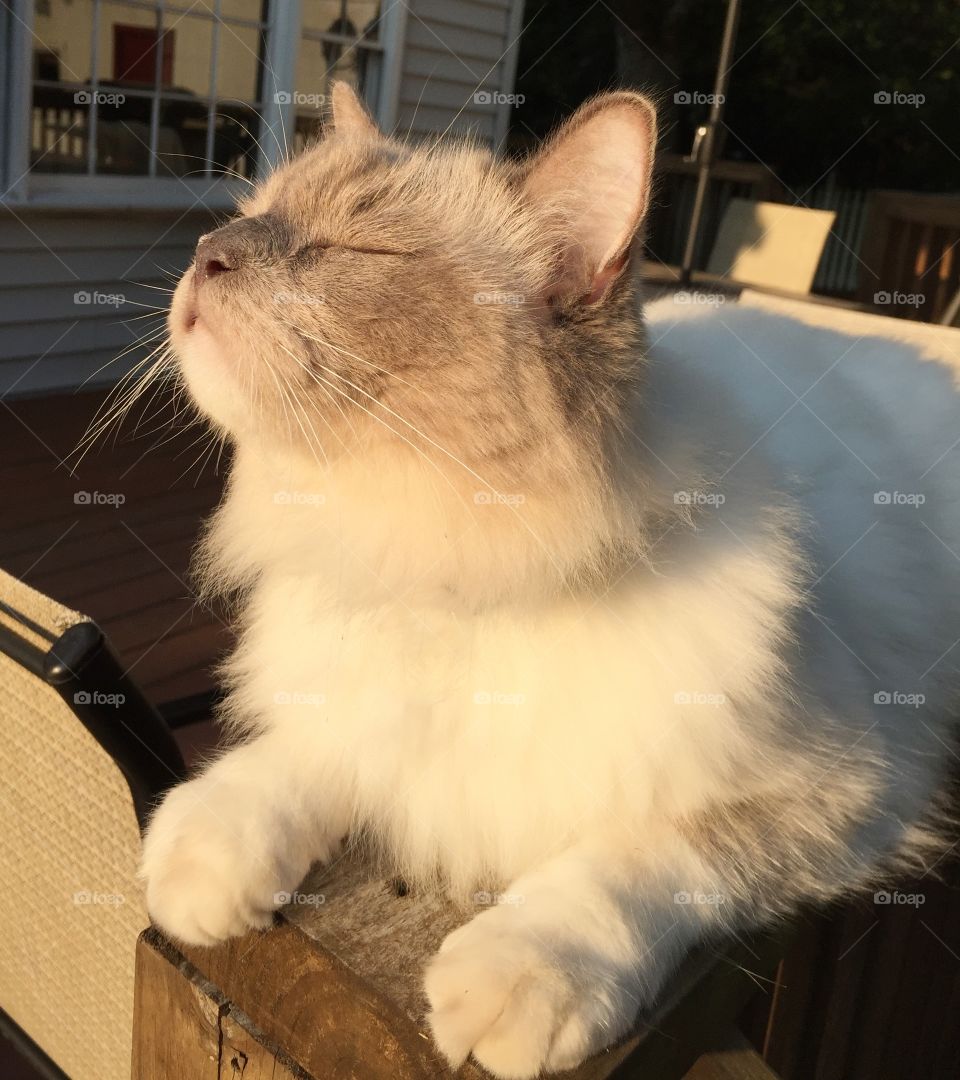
[512,0,960,192]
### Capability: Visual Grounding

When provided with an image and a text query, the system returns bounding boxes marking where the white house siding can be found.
[398,0,522,145]
[0,0,525,397]
[0,208,216,396]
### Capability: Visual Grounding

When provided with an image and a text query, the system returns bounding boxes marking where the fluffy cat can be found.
[140,82,959,1077]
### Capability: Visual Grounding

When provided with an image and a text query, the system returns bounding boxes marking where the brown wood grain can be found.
[131,930,223,1080]
[178,921,466,1080]
[856,191,960,321]
[1,388,226,706]
[177,925,785,1080]
[219,1011,306,1080]
[133,929,318,1080]
[164,853,788,1080]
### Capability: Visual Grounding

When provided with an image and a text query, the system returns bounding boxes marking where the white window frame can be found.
[0,0,407,211]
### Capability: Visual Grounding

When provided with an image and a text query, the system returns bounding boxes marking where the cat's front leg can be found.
[425,830,724,1079]
[140,729,351,946]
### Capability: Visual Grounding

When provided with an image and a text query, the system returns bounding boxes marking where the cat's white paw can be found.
[140,776,313,947]
[425,909,634,1079]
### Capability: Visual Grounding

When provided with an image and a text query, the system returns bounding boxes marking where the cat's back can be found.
[644,295,960,709]
[644,295,960,503]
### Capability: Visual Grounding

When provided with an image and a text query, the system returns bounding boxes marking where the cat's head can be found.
[170,83,656,479]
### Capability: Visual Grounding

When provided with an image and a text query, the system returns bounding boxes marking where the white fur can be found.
[142,299,960,1077]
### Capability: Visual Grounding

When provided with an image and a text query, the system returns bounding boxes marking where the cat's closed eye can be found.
[295,241,416,260]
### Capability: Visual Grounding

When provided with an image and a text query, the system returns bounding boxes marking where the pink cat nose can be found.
[192,215,280,287]
[194,234,239,285]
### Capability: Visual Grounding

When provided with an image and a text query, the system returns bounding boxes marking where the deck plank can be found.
[0,387,229,707]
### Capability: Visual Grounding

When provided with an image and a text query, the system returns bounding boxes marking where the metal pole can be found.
[679,0,742,285]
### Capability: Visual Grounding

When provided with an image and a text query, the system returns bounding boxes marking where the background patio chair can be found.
[705,199,837,294]
[0,567,186,1080]
[857,191,960,323]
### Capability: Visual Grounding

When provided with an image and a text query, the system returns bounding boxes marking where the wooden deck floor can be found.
[1,387,230,706]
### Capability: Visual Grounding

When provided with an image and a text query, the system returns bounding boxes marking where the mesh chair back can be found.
[0,568,172,1080]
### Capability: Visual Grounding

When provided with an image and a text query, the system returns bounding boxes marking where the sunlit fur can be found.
[141,86,959,1078]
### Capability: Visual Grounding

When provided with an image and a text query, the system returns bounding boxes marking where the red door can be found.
[113,24,174,85]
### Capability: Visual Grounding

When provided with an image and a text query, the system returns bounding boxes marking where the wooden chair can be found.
[857,191,960,323]
[133,849,784,1078]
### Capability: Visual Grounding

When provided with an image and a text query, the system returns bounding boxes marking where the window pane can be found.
[33,0,95,84]
[211,18,267,179]
[217,22,265,103]
[219,0,268,22]
[31,0,96,173]
[92,5,199,175]
[208,105,263,178]
[292,39,334,150]
[30,95,88,174]
[162,11,213,98]
[155,96,208,178]
[30,0,268,179]
[300,1,381,41]
[293,3,382,152]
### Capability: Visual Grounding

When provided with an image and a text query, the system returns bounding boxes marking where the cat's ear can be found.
[329,81,381,140]
[522,91,657,305]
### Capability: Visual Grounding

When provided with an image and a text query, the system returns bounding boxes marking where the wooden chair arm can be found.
[132,855,786,1079]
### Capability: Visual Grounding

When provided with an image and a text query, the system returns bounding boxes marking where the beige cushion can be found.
[0,568,148,1080]
[707,199,836,294]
